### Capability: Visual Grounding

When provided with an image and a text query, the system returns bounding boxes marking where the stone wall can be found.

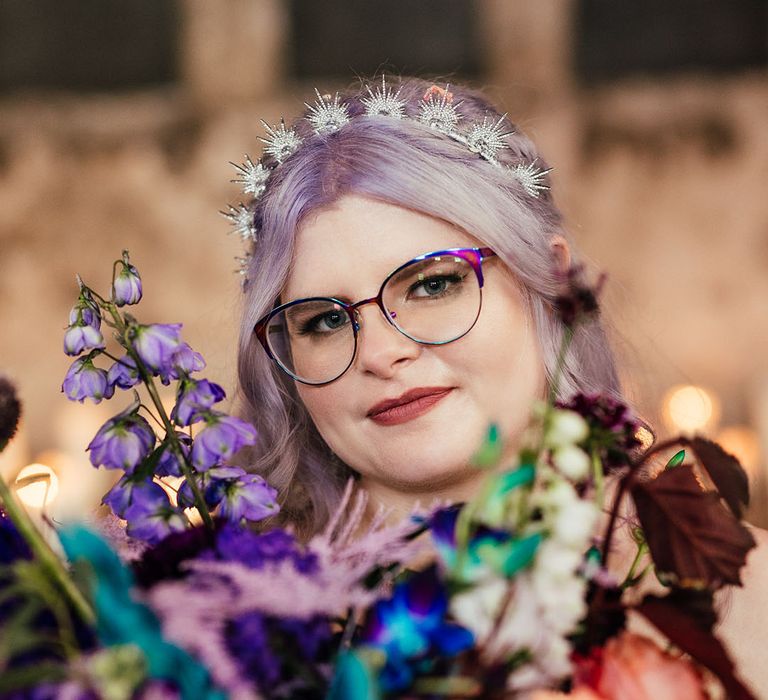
[1,0,766,523]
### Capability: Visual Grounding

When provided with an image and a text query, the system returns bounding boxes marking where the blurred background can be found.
[1,0,767,527]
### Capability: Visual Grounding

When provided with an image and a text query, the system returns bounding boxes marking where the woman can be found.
[232,75,768,691]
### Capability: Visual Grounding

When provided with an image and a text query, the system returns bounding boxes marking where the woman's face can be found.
[282,194,547,499]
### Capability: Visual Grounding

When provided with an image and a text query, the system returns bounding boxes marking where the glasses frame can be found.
[254,246,497,386]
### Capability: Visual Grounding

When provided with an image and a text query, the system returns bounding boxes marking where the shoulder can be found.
[715,525,768,696]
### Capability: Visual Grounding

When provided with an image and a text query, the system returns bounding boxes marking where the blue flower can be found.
[88,406,156,472]
[63,323,105,356]
[171,378,225,427]
[359,566,474,692]
[112,254,143,307]
[107,354,141,390]
[190,415,258,471]
[129,323,183,375]
[62,356,114,403]
[102,475,168,519]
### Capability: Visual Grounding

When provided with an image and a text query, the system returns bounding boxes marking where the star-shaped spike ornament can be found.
[259,118,302,164]
[418,84,462,134]
[230,155,271,197]
[221,203,257,242]
[305,89,350,134]
[361,74,407,119]
[509,161,553,198]
[466,114,515,163]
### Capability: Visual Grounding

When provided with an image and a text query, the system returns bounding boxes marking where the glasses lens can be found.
[265,299,355,384]
[382,254,482,343]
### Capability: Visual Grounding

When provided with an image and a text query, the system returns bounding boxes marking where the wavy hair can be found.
[236,75,638,539]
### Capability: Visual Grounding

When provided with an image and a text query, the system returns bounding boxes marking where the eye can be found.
[299,309,349,335]
[408,273,464,299]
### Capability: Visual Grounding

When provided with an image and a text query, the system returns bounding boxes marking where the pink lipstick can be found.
[366,387,453,426]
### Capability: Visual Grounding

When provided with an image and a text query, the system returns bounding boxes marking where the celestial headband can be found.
[224,76,552,278]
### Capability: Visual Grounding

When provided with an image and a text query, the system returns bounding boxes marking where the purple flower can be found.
[217,472,279,524]
[112,254,143,307]
[102,475,168,519]
[155,433,192,477]
[557,392,643,471]
[553,264,607,328]
[171,378,225,426]
[129,323,183,375]
[62,356,114,403]
[211,523,317,573]
[124,497,186,544]
[170,343,206,375]
[63,323,105,356]
[68,303,101,329]
[87,408,156,472]
[190,415,258,471]
[107,354,141,390]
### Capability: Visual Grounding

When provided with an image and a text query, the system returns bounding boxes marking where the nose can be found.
[352,301,421,379]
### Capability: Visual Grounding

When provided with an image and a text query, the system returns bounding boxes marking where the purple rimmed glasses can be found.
[254,247,497,385]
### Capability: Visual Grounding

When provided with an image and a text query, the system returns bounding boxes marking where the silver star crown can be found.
[305,89,350,134]
[221,203,256,242]
[418,84,462,134]
[465,114,515,163]
[259,118,302,164]
[361,75,407,118]
[510,161,553,198]
[227,77,553,282]
[230,155,270,197]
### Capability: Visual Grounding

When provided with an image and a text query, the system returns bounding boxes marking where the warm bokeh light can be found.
[716,425,762,481]
[661,384,721,435]
[15,463,59,509]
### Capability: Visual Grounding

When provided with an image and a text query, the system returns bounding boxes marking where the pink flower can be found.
[573,633,707,700]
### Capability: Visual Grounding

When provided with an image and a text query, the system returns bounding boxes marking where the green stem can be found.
[0,476,94,626]
[622,542,649,587]
[592,448,605,513]
[104,303,214,530]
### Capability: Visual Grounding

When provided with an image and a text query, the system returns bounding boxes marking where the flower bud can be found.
[552,445,591,481]
[62,356,114,403]
[112,252,143,307]
[546,409,589,448]
[63,323,105,357]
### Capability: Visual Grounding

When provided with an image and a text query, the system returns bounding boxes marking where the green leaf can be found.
[665,449,686,468]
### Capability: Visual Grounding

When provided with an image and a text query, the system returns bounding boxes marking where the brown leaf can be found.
[637,594,756,700]
[689,436,750,518]
[631,465,755,588]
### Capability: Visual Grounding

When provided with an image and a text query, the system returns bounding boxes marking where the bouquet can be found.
[0,252,758,699]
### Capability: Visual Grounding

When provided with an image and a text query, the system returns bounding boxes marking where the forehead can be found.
[283,194,480,300]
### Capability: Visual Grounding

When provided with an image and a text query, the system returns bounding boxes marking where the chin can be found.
[374,457,483,495]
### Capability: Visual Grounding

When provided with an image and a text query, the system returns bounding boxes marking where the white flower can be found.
[552,499,599,548]
[547,409,589,448]
[534,540,583,580]
[552,445,591,481]
[536,479,578,511]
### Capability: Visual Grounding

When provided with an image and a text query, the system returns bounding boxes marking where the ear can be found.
[549,234,571,273]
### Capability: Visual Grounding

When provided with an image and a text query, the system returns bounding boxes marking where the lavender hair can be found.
[236,75,639,539]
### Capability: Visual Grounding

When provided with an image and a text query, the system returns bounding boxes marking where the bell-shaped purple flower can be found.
[87,407,156,472]
[107,354,141,390]
[157,343,207,386]
[124,497,186,544]
[68,303,101,330]
[129,323,183,375]
[102,475,167,519]
[155,433,192,477]
[217,472,279,524]
[190,414,258,471]
[172,378,226,427]
[62,356,114,403]
[63,323,105,356]
[112,254,143,307]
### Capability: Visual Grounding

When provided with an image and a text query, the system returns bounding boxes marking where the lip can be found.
[366,387,454,426]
